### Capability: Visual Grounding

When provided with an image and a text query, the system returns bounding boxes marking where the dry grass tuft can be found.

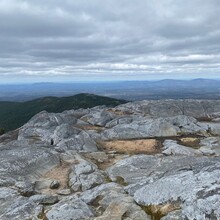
[39,162,72,195]
[180,137,200,149]
[141,203,181,220]
[97,139,161,155]
[197,116,213,122]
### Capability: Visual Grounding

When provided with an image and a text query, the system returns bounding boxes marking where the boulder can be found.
[107,155,220,195]
[105,115,143,128]
[0,187,43,220]
[199,137,220,156]
[46,198,94,220]
[101,115,204,140]
[0,145,60,187]
[107,154,220,220]
[18,111,77,142]
[57,189,72,196]
[14,181,36,197]
[69,155,105,192]
[198,122,220,135]
[80,183,151,220]
[18,114,98,153]
[81,109,116,127]
[29,194,59,205]
[134,166,220,220]
[50,180,60,189]
[162,140,199,156]
[35,179,55,191]
[55,130,98,153]
[62,108,90,119]
[93,197,150,220]
[18,111,98,153]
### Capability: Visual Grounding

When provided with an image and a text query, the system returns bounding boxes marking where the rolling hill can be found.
[0,93,127,132]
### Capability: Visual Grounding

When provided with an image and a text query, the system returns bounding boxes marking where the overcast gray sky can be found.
[0,0,220,83]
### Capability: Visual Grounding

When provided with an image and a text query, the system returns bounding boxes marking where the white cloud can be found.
[0,0,220,82]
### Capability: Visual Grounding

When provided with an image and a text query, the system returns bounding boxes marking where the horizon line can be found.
[0,77,220,85]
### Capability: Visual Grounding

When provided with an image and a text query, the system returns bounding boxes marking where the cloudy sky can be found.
[0,0,220,83]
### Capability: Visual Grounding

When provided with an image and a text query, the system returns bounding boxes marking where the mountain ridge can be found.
[1,78,220,102]
[0,93,127,132]
[0,98,220,219]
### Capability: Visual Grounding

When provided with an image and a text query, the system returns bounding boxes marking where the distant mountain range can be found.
[0,78,220,102]
[0,78,220,131]
[0,93,127,132]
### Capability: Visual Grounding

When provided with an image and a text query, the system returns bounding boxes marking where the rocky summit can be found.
[0,99,220,220]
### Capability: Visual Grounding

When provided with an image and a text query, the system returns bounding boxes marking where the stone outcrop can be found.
[0,99,220,219]
[162,140,199,156]
[69,155,105,192]
[0,187,43,220]
[46,198,94,220]
[0,144,60,187]
[80,183,151,220]
[101,115,205,140]
[116,99,220,119]
[199,137,220,156]
[107,155,220,219]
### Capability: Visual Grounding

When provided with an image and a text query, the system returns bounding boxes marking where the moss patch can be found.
[115,176,128,186]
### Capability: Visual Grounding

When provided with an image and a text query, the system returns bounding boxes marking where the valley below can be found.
[0,98,220,220]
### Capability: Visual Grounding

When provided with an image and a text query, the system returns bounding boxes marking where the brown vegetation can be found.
[97,139,161,154]
[142,203,181,220]
[197,116,213,122]
[180,137,200,149]
[40,162,71,195]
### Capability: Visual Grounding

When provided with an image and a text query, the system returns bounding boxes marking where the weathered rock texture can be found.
[116,99,220,118]
[107,155,220,219]
[0,99,220,219]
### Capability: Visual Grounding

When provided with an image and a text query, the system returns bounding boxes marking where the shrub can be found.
[0,128,5,135]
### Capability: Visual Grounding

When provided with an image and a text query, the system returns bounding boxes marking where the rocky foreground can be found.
[0,99,220,220]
